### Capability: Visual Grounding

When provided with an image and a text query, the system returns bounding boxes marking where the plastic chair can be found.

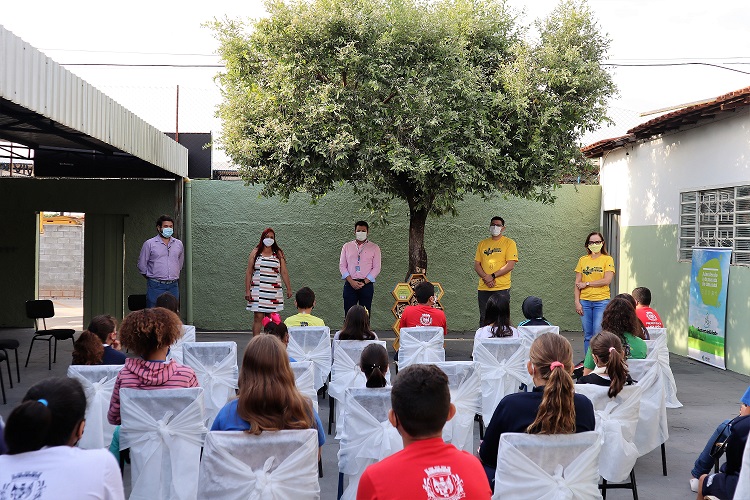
[328,339,389,436]
[644,334,682,408]
[287,326,332,391]
[66,364,124,449]
[576,384,644,499]
[517,325,560,347]
[24,299,76,370]
[425,361,481,452]
[119,387,207,500]
[494,431,602,500]
[128,294,148,311]
[166,325,197,364]
[337,387,402,500]
[198,429,320,499]
[290,361,318,413]
[472,337,531,425]
[0,338,20,386]
[628,358,669,476]
[181,341,238,428]
[398,327,445,368]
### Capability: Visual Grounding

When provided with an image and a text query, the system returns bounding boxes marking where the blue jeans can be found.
[580,299,609,355]
[146,279,179,308]
[692,419,732,478]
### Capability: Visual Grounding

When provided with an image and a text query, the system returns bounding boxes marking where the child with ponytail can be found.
[577,330,633,398]
[0,377,124,499]
[478,333,595,489]
[360,343,389,388]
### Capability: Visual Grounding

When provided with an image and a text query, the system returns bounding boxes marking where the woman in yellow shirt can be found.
[574,232,615,356]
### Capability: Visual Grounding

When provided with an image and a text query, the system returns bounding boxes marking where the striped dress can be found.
[246,254,284,313]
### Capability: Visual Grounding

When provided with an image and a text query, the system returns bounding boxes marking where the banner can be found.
[688,247,731,369]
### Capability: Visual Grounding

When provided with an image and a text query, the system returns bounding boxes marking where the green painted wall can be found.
[191,181,601,332]
[0,178,177,326]
[617,224,750,375]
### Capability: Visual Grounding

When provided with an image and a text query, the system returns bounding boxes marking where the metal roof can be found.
[0,25,187,177]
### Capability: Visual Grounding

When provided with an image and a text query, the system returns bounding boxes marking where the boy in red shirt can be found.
[399,281,448,335]
[632,287,664,328]
[357,364,491,500]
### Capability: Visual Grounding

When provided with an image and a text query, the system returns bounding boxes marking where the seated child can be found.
[518,296,553,326]
[264,321,296,362]
[357,364,491,499]
[577,331,634,397]
[632,286,664,329]
[285,287,326,327]
[359,343,389,388]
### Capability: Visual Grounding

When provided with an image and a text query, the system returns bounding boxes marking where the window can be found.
[679,186,750,264]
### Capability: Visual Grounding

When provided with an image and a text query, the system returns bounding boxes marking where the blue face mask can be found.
[161,227,174,238]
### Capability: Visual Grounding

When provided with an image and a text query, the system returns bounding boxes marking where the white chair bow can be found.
[627,358,669,456]
[181,341,238,428]
[67,364,124,449]
[287,326,332,391]
[423,361,481,452]
[398,327,445,368]
[644,334,682,408]
[197,429,320,500]
[290,361,318,412]
[575,384,643,482]
[120,387,207,500]
[473,338,531,423]
[167,325,196,364]
[517,325,560,347]
[494,431,602,500]
[338,387,402,500]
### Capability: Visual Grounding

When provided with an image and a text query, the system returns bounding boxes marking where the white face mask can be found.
[490,225,503,237]
[263,238,275,247]
[355,231,368,242]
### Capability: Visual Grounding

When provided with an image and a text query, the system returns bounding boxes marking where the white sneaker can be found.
[690,477,699,492]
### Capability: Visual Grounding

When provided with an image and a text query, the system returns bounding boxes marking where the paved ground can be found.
[1,300,749,498]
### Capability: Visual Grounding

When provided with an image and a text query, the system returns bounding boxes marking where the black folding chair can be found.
[24,300,76,370]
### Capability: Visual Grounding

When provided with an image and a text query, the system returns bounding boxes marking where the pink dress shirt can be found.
[339,240,382,282]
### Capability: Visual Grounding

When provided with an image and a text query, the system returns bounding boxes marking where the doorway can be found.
[603,210,621,296]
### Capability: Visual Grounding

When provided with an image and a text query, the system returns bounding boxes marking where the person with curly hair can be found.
[71,315,126,365]
[106,308,198,426]
[582,297,647,376]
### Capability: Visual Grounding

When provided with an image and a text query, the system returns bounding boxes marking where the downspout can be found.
[184,178,194,325]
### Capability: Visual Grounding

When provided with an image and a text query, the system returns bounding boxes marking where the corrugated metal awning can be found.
[0,25,187,177]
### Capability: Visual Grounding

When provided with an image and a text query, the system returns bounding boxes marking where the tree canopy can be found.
[211,0,615,272]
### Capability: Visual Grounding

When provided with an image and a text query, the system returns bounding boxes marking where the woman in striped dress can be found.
[245,227,293,336]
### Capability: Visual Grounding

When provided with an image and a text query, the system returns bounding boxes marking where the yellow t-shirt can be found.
[575,254,615,301]
[284,313,326,327]
[475,237,519,291]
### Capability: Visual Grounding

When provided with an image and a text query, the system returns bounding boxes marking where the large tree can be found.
[211,0,615,275]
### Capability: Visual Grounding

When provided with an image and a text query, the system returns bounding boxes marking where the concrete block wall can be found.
[39,223,84,298]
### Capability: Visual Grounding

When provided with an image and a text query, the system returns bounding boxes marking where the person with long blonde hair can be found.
[211,335,325,447]
[478,333,595,489]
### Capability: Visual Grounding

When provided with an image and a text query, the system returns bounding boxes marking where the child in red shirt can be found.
[357,364,490,500]
[399,281,448,334]
[632,287,664,328]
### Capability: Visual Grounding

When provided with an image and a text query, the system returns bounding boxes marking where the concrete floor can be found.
[1,305,748,499]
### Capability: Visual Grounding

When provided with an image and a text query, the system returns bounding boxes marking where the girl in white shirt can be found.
[475,294,518,339]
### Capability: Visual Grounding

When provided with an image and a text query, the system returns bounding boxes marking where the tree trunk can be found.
[407,207,429,278]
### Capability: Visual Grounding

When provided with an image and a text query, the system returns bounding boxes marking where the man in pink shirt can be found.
[339,221,382,317]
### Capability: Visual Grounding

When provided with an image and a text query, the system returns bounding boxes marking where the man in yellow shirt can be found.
[474,216,519,326]
[284,287,326,327]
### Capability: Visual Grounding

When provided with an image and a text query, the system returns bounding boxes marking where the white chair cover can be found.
[181,341,238,428]
[472,338,531,423]
[627,358,669,456]
[398,327,445,368]
[197,429,320,500]
[338,387,402,500]
[119,387,207,500]
[644,334,682,408]
[423,361,481,452]
[733,432,750,500]
[575,384,643,482]
[167,325,197,364]
[67,364,124,449]
[494,431,602,500]
[287,326,332,391]
[290,361,318,413]
[329,340,389,438]
[517,325,560,347]
[646,327,666,341]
